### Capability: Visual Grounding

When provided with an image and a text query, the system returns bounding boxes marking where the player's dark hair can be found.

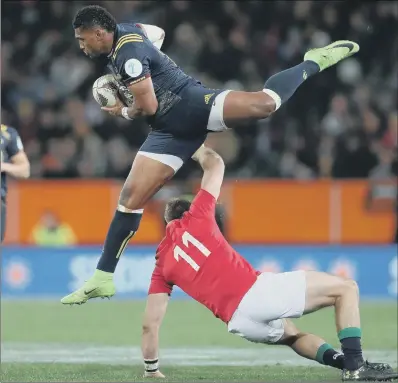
[72,5,116,32]
[164,197,226,235]
[164,198,191,223]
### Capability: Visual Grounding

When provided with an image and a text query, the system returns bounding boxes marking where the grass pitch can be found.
[1,300,397,382]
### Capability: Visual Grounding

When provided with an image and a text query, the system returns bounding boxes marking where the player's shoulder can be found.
[111,23,148,62]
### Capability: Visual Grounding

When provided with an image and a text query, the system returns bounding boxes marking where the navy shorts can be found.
[152,84,223,138]
[139,131,206,172]
[138,84,225,172]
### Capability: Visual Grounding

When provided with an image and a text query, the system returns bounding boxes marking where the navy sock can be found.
[263,61,320,108]
[324,349,345,370]
[316,343,345,370]
[96,210,142,273]
[338,328,364,371]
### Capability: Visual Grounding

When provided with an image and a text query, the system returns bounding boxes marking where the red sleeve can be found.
[148,263,173,295]
[189,189,216,219]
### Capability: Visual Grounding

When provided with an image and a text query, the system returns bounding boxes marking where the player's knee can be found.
[276,319,300,346]
[343,278,359,296]
[142,324,154,334]
[249,92,276,118]
[332,276,359,299]
[119,184,143,210]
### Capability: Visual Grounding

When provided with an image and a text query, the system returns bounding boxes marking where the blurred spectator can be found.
[30,210,77,246]
[1,0,397,181]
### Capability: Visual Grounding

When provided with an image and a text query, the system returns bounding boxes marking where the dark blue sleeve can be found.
[6,127,24,158]
[114,38,152,86]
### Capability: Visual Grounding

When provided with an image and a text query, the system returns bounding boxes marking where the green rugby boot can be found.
[61,270,116,305]
[304,40,359,72]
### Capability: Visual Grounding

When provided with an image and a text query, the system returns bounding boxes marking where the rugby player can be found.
[61,5,360,305]
[0,124,30,242]
[141,145,396,382]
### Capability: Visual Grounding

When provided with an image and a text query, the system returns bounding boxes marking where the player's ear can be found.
[95,28,105,40]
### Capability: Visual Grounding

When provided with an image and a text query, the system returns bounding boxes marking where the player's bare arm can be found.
[126,77,158,117]
[1,149,30,179]
[142,293,169,378]
[192,146,225,200]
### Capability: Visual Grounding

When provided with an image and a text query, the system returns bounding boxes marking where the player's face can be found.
[74,27,106,58]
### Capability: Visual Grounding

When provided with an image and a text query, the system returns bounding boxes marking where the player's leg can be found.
[207,41,359,131]
[61,132,204,305]
[228,273,343,370]
[228,310,344,370]
[278,319,394,374]
[304,272,363,370]
[228,271,396,381]
[237,271,361,371]
[61,154,174,305]
[95,153,174,273]
[278,319,345,369]
[304,271,397,380]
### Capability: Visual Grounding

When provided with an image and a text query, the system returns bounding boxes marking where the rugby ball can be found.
[92,75,120,107]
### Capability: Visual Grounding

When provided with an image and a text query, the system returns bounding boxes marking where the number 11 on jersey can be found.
[173,231,211,271]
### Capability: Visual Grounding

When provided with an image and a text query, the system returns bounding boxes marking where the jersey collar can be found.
[107,25,120,58]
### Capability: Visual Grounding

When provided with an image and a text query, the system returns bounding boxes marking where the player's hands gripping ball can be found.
[92,74,129,117]
[101,101,124,117]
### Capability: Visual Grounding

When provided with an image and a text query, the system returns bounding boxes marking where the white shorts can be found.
[206,90,232,132]
[227,271,306,344]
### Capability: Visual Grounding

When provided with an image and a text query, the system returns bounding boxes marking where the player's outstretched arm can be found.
[142,293,169,378]
[192,145,225,200]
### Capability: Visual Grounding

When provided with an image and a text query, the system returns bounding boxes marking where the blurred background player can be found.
[141,145,396,382]
[61,5,359,304]
[0,124,30,242]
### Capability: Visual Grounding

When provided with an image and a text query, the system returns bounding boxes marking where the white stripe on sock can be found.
[117,205,144,214]
[263,89,282,110]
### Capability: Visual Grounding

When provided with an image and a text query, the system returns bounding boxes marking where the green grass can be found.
[1,300,397,382]
[1,365,338,382]
[2,300,397,349]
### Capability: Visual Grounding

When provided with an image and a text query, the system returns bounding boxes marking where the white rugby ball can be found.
[92,74,119,107]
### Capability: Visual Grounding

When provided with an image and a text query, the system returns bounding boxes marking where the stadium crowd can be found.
[2,0,397,180]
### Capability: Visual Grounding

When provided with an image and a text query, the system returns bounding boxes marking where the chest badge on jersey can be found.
[125,59,143,78]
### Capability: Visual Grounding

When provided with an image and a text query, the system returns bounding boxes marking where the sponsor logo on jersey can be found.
[1,124,10,140]
[204,93,214,105]
[125,58,143,78]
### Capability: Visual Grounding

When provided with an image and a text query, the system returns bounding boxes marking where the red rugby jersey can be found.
[149,189,259,323]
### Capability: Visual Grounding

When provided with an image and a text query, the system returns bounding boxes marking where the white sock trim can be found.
[144,358,159,372]
[263,89,282,111]
[117,205,144,214]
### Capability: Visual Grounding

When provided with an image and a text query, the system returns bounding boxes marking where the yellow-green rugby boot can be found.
[61,270,116,305]
[304,40,359,72]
